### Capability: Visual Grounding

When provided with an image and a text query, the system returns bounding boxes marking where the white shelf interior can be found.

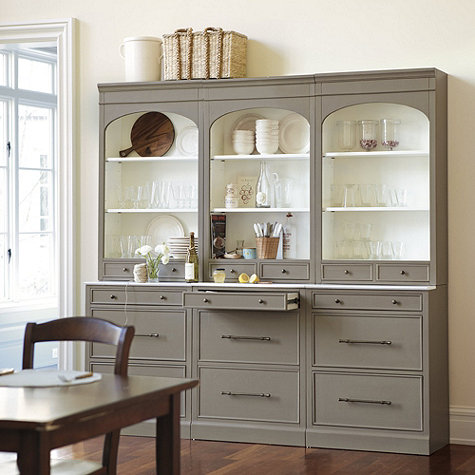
[212,153,309,161]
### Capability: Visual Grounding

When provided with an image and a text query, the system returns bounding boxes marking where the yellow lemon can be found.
[249,274,260,284]
[238,273,249,283]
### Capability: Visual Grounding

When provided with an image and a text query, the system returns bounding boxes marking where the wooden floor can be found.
[44,436,475,474]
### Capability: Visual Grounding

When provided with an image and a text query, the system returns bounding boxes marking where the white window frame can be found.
[0,19,76,369]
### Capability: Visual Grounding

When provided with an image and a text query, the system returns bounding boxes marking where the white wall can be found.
[2,0,474,441]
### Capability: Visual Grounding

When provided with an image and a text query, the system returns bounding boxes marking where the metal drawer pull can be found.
[122,267,129,272]
[230,269,236,274]
[221,334,272,341]
[172,267,177,272]
[160,295,166,300]
[258,298,264,304]
[338,397,392,405]
[281,269,287,274]
[136,333,160,338]
[391,299,399,305]
[203,298,209,303]
[344,270,350,275]
[339,339,392,345]
[221,391,271,398]
[110,295,117,300]
[400,270,406,275]
[334,298,342,304]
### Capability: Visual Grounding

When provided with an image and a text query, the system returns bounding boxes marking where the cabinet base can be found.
[306,427,448,455]
[191,420,305,447]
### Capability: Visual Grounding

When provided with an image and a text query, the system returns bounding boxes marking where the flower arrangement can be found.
[135,243,170,281]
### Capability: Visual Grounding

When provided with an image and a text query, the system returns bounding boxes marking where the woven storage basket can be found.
[162,27,247,80]
[256,237,279,259]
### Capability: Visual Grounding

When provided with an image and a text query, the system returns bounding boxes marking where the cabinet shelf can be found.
[212,153,309,161]
[322,207,429,212]
[106,208,198,213]
[212,207,310,213]
[323,150,428,159]
[106,156,198,163]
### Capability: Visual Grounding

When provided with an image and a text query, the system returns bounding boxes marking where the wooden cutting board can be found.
[119,112,175,157]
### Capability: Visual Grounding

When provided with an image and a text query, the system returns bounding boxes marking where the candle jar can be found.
[213,268,226,283]
[358,120,378,150]
[380,119,400,150]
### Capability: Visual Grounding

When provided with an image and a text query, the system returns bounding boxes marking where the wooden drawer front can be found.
[313,293,422,312]
[183,292,297,311]
[260,262,309,281]
[208,263,257,281]
[90,309,186,361]
[90,288,183,306]
[199,310,298,365]
[198,367,299,423]
[321,264,372,281]
[314,314,422,370]
[376,264,429,282]
[158,262,185,279]
[314,372,422,431]
[90,363,186,417]
[103,262,134,279]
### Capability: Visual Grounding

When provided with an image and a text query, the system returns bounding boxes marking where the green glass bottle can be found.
[185,232,199,282]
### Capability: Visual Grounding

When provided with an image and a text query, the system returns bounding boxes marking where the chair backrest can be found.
[23,316,135,375]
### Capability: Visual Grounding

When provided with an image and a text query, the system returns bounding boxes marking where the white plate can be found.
[279,113,310,154]
[146,215,185,245]
[176,126,198,156]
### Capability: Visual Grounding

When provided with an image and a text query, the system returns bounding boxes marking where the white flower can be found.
[161,254,170,265]
[135,245,153,257]
[154,243,169,256]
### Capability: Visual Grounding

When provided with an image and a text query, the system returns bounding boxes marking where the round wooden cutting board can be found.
[119,111,175,157]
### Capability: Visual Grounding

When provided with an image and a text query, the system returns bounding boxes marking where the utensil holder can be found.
[256,237,279,259]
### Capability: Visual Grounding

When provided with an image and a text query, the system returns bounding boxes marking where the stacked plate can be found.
[256,119,279,154]
[167,236,198,259]
[232,129,254,155]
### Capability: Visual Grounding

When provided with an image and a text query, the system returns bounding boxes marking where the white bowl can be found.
[256,142,279,154]
[233,142,255,155]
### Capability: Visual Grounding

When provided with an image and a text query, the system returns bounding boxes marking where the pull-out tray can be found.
[183,291,299,311]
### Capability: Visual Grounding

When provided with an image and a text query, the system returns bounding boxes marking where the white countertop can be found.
[85,281,437,291]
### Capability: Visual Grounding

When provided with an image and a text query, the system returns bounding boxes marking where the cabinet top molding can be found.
[98,68,445,93]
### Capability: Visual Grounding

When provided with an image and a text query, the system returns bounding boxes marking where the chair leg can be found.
[102,430,120,474]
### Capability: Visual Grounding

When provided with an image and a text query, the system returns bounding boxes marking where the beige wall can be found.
[1,1,473,411]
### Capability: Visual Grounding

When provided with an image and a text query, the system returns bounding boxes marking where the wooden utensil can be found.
[119,111,175,157]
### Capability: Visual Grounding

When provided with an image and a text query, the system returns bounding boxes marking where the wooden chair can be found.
[5,316,135,475]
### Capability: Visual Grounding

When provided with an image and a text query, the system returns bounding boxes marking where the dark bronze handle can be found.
[339,339,392,345]
[258,298,264,304]
[160,295,166,300]
[110,294,117,300]
[203,298,209,303]
[221,391,271,398]
[392,299,399,305]
[344,269,350,275]
[334,298,341,304]
[230,269,236,274]
[122,267,129,272]
[400,270,406,275]
[172,267,177,272]
[281,269,287,274]
[338,397,392,405]
[221,335,271,341]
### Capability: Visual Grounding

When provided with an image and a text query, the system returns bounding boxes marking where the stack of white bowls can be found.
[232,129,255,155]
[256,119,279,154]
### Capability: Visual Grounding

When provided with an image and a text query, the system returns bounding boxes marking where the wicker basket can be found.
[162,27,247,80]
[256,237,279,259]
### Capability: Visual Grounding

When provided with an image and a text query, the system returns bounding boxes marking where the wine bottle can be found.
[185,232,199,282]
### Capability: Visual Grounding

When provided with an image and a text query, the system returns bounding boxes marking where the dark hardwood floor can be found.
[46,436,475,474]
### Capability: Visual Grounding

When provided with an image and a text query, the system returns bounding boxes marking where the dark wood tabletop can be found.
[0,373,198,474]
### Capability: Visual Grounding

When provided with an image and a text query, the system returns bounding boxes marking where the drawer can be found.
[198,367,299,423]
[313,314,422,370]
[158,262,185,280]
[199,310,298,365]
[376,264,429,282]
[260,262,309,281]
[321,264,372,281]
[90,363,186,417]
[103,261,134,279]
[313,293,422,312]
[90,309,186,361]
[209,263,257,281]
[90,287,183,306]
[314,372,422,431]
[183,291,299,311]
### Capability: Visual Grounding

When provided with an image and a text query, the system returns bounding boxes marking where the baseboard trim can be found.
[450,406,475,445]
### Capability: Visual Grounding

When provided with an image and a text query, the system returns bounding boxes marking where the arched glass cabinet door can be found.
[102,111,199,269]
[209,107,310,278]
[322,103,430,263]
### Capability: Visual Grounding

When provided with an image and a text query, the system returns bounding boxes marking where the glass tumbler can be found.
[358,120,378,151]
[380,119,400,150]
[336,120,356,151]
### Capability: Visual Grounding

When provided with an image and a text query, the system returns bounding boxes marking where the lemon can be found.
[238,273,249,283]
[249,274,260,284]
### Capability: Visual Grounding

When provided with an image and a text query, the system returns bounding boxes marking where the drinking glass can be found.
[380,241,393,259]
[275,178,293,208]
[120,236,129,258]
[360,184,377,207]
[380,119,400,150]
[336,120,356,151]
[343,184,361,207]
[368,241,381,259]
[392,241,405,259]
[330,184,344,207]
[395,188,408,207]
[358,120,378,150]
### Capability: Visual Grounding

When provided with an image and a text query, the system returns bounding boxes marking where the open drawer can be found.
[182,291,299,311]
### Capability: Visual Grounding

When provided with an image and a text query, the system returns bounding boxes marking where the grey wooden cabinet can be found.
[89,67,447,454]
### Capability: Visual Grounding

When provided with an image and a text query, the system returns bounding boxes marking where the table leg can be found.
[18,431,50,475]
[156,392,180,474]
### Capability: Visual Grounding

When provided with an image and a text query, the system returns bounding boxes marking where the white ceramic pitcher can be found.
[119,36,162,82]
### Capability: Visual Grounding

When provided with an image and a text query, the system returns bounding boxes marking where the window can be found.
[0,46,57,306]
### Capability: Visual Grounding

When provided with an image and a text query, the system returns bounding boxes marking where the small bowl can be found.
[242,248,257,259]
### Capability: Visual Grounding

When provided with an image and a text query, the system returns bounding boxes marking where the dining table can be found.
[0,371,198,474]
